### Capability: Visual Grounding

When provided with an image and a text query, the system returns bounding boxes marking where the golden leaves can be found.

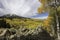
[38,6,44,13]
[38,0,47,13]
[39,0,46,4]
[43,16,53,32]
[44,16,52,26]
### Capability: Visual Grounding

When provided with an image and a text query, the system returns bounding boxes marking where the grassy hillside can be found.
[0,17,43,30]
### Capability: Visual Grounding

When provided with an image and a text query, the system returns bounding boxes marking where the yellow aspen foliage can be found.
[44,20,49,27]
[38,0,47,13]
[39,0,46,5]
[38,5,45,13]
[43,16,53,32]
[44,16,52,27]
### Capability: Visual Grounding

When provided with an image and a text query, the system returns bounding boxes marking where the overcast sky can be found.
[0,0,48,19]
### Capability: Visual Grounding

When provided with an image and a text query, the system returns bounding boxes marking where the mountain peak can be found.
[0,14,22,18]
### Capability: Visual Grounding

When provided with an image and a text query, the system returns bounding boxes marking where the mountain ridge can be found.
[0,14,30,19]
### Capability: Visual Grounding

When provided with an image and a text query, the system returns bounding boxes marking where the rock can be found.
[0,29,8,37]
[9,35,16,39]
[0,26,54,40]
[21,28,29,32]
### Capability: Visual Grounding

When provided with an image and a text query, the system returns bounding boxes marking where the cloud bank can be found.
[0,0,41,17]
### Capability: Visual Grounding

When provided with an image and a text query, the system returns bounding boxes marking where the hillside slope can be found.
[0,14,43,29]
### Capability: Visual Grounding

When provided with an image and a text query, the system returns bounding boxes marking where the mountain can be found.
[0,14,26,18]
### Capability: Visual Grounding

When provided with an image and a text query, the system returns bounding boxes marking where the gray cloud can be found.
[0,0,41,17]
